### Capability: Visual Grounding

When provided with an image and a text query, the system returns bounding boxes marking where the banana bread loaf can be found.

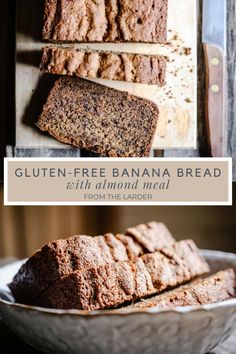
[126,269,235,310]
[43,0,168,43]
[32,240,210,310]
[40,46,167,85]
[37,77,159,157]
[9,222,174,303]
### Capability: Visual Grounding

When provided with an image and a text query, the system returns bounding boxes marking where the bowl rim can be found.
[1,295,236,318]
[0,249,236,317]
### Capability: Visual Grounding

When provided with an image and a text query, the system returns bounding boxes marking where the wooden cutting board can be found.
[16,0,197,150]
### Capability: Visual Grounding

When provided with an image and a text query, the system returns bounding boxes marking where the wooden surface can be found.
[0,1,235,178]
[15,0,197,150]
[227,0,236,179]
[203,44,226,157]
[164,0,236,174]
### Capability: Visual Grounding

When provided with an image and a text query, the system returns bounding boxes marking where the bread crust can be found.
[33,240,210,310]
[40,46,167,85]
[42,0,168,43]
[9,222,173,303]
[126,269,236,310]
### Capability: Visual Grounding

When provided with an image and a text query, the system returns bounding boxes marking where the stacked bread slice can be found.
[40,47,167,86]
[9,222,235,311]
[41,0,168,84]
[36,0,170,156]
[124,269,235,311]
[9,222,174,304]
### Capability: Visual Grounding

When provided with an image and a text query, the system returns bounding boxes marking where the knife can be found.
[202,0,227,157]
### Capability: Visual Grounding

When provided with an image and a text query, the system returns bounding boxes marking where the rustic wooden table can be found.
[0,1,236,353]
[0,0,235,180]
[163,0,236,172]
[0,0,236,350]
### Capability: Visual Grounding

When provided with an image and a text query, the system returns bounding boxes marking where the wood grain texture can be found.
[164,0,236,181]
[227,0,236,179]
[164,0,209,158]
[203,44,226,157]
[1,0,236,179]
[15,0,197,150]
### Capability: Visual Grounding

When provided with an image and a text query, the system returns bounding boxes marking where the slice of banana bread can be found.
[40,46,167,85]
[116,221,174,261]
[9,234,128,304]
[37,77,159,157]
[126,221,174,253]
[43,0,168,43]
[126,269,235,310]
[9,222,174,303]
[33,240,210,310]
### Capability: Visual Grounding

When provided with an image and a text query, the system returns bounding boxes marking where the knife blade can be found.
[202,0,227,157]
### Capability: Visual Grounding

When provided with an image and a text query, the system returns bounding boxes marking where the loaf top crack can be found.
[43,0,168,43]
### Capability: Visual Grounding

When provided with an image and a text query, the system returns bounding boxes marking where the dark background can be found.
[1,184,236,259]
[0,1,15,181]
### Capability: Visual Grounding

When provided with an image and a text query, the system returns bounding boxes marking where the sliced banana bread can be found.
[10,234,125,303]
[9,222,174,303]
[32,240,210,310]
[40,46,167,85]
[116,221,174,261]
[126,221,174,253]
[43,0,168,43]
[37,77,159,157]
[126,269,235,310]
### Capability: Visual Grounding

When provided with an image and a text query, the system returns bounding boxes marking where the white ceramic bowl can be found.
[0,250,236,354]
